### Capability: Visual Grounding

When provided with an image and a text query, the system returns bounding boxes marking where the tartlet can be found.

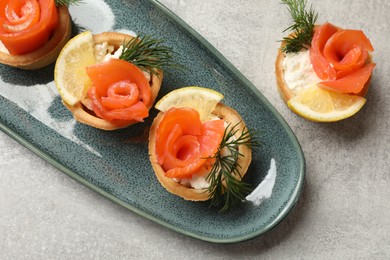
[148,102,252,201]
[275,0,376,122]
[275,30,374,103]
[0,5,72,70]
[63,32,163,131]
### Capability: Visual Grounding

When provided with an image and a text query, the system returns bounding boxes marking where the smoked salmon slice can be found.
[0,0,59,55]
[86,58,152,124]
[319,63,375,94]
[156,107,225,179]
[323,30,373,71]
[310,23,338,81]
[1,0,40,32]
[310,22,375,94]
[155,107,202,165]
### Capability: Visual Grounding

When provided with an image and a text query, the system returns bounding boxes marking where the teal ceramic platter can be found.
[0,0,305,243]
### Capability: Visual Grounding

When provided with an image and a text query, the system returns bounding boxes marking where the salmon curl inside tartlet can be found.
[62,32,163,131]
[148,103,252,201]
[275,25,375,104]
[0,3,72,70]
[275,1,377,122]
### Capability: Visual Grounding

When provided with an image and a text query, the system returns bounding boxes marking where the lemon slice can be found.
[54,31,96,106]
[287,84,366,122]
[155,86,224,121]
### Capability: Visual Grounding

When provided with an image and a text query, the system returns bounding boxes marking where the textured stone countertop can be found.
[1,0,389,259]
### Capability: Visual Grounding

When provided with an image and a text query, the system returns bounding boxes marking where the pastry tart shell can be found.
[275,32,373,103]
[148,103,252,201]
[64,32,163,131]
[0,6,72,70]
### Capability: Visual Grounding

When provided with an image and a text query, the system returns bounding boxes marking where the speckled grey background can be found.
[1,0,389,259]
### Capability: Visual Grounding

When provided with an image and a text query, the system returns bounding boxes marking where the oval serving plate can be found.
[0,0,305,243]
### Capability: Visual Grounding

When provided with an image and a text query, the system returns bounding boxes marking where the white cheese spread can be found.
[282,49,321,94]
[177,172,211,190]
[94,42,122,63]
[0,41,9,54]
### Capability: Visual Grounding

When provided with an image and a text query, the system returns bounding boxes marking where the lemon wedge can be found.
[287,84,366,122]
[54,31,96,106]
[155,86,224,121]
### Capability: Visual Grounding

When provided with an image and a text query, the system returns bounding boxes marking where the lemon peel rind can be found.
[155,86,224,121]
[287,97,366,122]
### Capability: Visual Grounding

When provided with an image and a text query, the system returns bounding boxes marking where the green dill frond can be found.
[55,0,83,7]
[280,0,318,53]
[205,122,260,212]
[119,34,183,77]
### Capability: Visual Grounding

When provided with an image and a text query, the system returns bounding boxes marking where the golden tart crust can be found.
[64,32,163,131]
[275,31,373,103]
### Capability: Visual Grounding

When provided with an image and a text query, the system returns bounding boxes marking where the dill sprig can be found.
[55,0,83,7]
[281,0,318,53]
[205,122,259,212]
[119,34,181,77]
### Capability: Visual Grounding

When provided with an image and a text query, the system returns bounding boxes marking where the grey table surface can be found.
[1,0,389,259]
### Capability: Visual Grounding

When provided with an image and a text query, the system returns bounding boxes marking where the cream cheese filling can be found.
[0,41,9,54]
[282,49,321,94]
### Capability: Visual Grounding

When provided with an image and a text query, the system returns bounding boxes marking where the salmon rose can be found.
[0,0,59,55]
[155,107,225,179]
[310,22,375,94]
[86,58,152,126]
